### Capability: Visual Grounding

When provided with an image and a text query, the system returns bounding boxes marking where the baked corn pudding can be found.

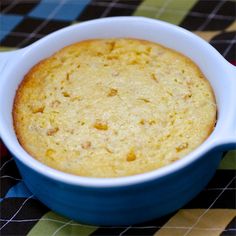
[13,38,216,177]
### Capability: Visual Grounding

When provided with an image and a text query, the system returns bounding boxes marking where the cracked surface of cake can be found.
[13,38,216,177]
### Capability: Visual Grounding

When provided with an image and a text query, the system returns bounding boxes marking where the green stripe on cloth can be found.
[133,0,198,25]
[0,46,17,51]
[219,151,236,170]
[27,211,97,236]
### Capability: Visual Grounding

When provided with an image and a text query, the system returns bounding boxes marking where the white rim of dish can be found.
[0,17,230,188]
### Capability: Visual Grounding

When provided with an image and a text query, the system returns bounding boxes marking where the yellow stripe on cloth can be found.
[194,20,236,43]
[154,209,236,236]
[226,20,236,32]
[193,31,220,42]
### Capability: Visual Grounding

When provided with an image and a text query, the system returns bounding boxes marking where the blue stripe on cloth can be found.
[0,14,23,41]
[29,0,90,21]
[4,181,35,199]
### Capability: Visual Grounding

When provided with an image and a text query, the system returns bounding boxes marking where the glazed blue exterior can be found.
[14,149,222,226]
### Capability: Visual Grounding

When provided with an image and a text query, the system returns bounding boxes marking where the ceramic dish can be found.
[0,17,235,226]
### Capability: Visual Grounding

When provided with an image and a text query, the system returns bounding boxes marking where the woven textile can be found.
[0,1,235,235]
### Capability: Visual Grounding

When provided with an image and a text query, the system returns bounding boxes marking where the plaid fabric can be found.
[0,0,236,235]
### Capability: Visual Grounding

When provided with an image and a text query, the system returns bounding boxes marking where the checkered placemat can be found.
[0,0,236,235]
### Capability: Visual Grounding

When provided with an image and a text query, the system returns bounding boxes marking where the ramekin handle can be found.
[214,64,236,150]
[229,64,236,147]
[0,50,22,73]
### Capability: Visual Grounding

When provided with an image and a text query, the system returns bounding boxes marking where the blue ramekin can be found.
[0,17,235,225]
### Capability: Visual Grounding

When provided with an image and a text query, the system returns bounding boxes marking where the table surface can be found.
[0,0,236,235]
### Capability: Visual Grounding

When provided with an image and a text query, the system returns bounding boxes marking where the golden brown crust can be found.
[13,38,216,177]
